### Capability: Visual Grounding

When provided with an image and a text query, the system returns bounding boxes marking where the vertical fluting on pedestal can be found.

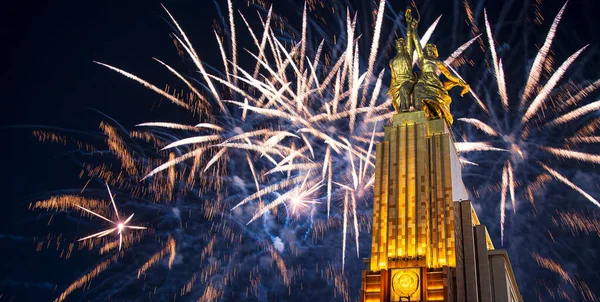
[428,121,457,268]
[369,113,456,272]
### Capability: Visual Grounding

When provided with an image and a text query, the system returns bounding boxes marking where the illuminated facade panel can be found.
[361,112,521,302]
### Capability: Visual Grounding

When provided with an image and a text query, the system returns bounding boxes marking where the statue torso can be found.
[419,57,439,74]
[390,51,413,80]
[417,57,443,88]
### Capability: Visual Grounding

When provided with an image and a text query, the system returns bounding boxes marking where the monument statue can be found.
[387,9,417,112]
[389,7,470,125]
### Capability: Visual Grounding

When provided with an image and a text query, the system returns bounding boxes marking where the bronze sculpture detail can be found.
[387,9,417,112]
[389,7,470,125]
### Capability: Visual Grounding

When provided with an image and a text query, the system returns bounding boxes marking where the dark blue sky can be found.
[1,1,211,299]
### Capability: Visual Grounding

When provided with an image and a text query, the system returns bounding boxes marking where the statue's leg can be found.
[390,88,400,112]
[392,98,400,112]
[412,82,424,110]
[399,82,412,111]
[408,80,416,111]
[441,93,452,106]
[437,92,453,124]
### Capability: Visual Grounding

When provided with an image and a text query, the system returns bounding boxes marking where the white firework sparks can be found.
[77,183,147,251]
[458,3,600,243]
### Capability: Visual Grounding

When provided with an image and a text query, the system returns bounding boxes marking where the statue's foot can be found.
[409,106,415,112]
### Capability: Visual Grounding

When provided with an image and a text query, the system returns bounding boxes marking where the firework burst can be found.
[456,3,600,244]
[76,183,147,251]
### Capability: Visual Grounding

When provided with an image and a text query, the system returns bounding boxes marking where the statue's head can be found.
[425,43,438,59]
[396,38,407,53]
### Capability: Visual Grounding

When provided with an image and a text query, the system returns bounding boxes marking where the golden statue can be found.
[408,9,470,125]
[387,9,417,112]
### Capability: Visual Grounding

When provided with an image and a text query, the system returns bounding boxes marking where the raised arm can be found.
[411,21,424,61]
[406,21,415,55]
[403,8,414,56]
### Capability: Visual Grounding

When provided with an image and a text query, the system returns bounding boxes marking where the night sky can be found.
[2,0,600,301]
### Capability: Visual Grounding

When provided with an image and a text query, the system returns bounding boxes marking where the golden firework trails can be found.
[553,211,600,237]
[101,122,138,176]
[31,195,109,216]
[269,249,291,286]
[99,233,142,255]
[533,253,572,285]
[137,236,177,278]
[531,251,597,300]
[55,255,119,302]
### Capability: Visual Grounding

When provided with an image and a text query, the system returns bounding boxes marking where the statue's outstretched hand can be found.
[460,83,470,97]
[443,81,470,96]
[405,8,413,24]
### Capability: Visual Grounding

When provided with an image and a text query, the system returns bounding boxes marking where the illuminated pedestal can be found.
[361,112,521,302]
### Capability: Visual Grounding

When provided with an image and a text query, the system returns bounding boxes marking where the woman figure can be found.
[410,14,469,125]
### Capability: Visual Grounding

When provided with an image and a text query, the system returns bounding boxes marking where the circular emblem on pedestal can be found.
[392,270,420,297]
